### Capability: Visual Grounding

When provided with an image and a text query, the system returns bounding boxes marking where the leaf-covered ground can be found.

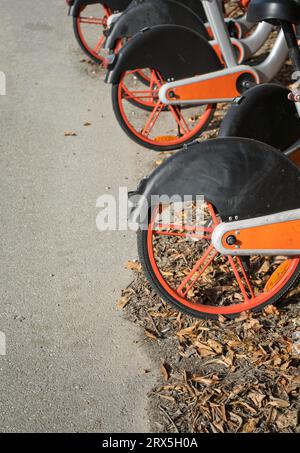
[119,264,300,433]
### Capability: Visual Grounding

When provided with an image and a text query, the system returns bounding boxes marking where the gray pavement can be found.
[0,0,156,432]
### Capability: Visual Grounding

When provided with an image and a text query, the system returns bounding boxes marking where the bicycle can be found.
[106,0,290,151]
[127,0,300,319]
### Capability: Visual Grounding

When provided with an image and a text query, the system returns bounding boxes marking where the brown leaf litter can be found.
[120,268,300,433]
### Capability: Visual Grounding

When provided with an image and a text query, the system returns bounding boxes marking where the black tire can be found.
[137,227,300,319]
[112,83,216,152]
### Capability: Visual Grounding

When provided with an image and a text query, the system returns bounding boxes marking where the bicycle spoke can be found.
[142,101,164,136]
[79,17,106,26]
[154,231,211,239]
[169,105,190,135]
[122,86,158,102]
[155,223,212,233]
[207,203,220,226]
[227,256,253,301]
[153,223,212,239]
[177,244,218,297]
[235,256,255,298]
[93,34,105,53]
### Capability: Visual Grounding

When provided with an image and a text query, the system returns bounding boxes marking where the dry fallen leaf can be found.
[125,260,142,272]
[195,341,215,357]
[192,374,219,386]
[244,318,262,331]
[197,348,216,358]
[116,296,130,310]
[64,131,77,136]
[292,340,300,356]
[144,329,157,340]
[242,418,258,433]
[160,362,171,382]
[207,339,223,354]
[268,398,290,408]
[248,391,266,408]
[264,305,280,316]
[276,411,297,429]
[176,324,199,338]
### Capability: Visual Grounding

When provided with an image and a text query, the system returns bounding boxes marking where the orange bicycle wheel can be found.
[138,201,300,319]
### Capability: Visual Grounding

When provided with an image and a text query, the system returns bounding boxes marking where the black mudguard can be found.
[219,84,300,151]
[72,0,132,16]
[176,0,207,22]
[106,24,222,84]
[126,0,207,20]
[129,138,300,228]
[105,0,208,50]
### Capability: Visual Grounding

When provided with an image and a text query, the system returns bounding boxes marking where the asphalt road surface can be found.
[0,0,156,432]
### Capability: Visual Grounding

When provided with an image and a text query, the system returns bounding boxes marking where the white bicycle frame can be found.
[159,0,288,105]
[207,0,274,61]
[212,208,300,256]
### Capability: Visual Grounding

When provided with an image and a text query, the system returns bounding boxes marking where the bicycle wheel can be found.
[138,200,300,319]
[73,3,110,64]
[112,70,215,151]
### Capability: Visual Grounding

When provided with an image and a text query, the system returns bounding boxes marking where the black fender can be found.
[219,84,300,151]
[71,0,132,16]
[106,24,222,84]
[129,138,300,228]
[126,0,207,20]
[177,0,207,22]
[105,0,208,50]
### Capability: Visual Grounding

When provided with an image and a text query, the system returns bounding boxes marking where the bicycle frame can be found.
[213,21,273,61]
[212,208,300,255]
[158,0,288,105]
[194,0,273,62]
[206,0,273,60]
